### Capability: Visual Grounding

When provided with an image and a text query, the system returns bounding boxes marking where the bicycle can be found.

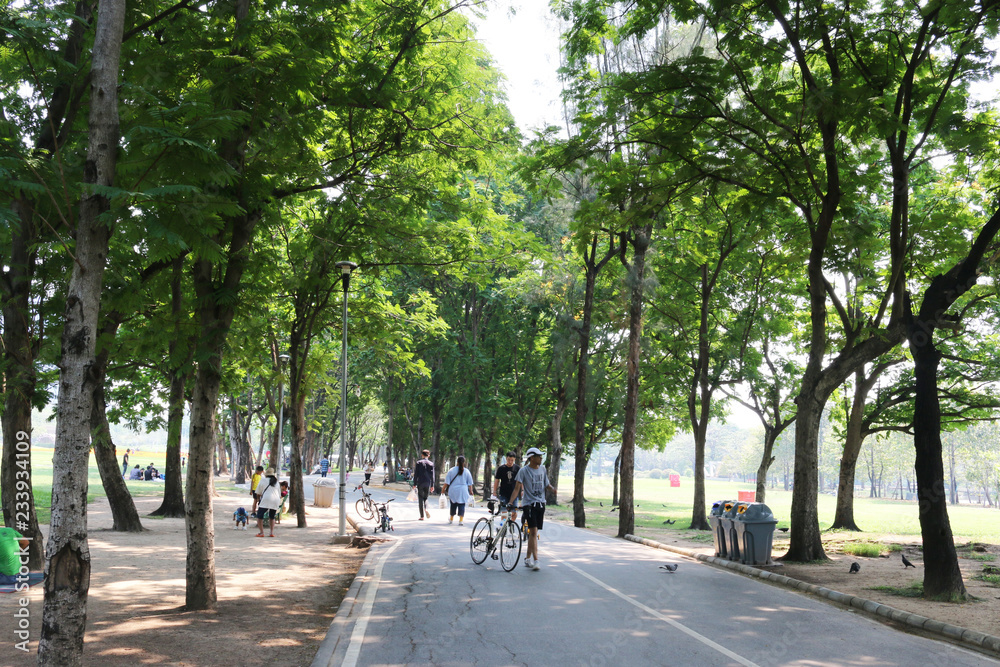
[354,484,376,520]
[469,497,522,572]
[374,498,394,533]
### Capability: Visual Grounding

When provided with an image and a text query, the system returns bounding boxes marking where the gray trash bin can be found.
[720,501,744,562]
[734,502,778,565]
[708,500,733,558]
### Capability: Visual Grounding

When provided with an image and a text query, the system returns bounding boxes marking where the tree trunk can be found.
[39,0,125,659]
[215,423,228,476]
[617,225,650,538]
[910,325,966,599]
[185,361,221,611]
[0,253,45,567]
[151,364,187,517]
[546,384,568,505]
[90,379,144,532]
[289,391,307,527]
[832,369,873,531]
[784,393,827,562]
[574,235,618,528]
[754,430,776,505]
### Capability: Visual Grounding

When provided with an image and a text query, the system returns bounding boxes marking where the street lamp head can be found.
[335,260,358,275]
[278,353,290,363]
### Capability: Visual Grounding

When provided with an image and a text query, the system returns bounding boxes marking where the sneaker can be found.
[532,560,541,571]
[524,557,533,569]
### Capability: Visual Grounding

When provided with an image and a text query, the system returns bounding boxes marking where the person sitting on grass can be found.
[254,469,281,537]
[129,465,142,480]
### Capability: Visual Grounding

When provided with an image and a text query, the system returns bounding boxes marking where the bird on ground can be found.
[902,553,916,568]
[599,502,603,507]
[663,519,676,525]
[659,564,678,573]
[777,527,789,533]
[636,504,640,508]
[661,504,668,507]
[849,562,861,574]
[610,506,619,512]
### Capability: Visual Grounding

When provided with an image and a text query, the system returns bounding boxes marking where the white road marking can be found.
[551,554,761,667]
[341,538,405,667]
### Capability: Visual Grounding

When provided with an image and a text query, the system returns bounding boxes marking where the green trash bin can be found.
[720,501,744,562]
[734,502,778,566]
[708,500,734,558]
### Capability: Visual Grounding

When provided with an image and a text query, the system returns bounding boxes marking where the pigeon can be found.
[849,562,860,574]
[902,553,915,568]
[662,519,676,525]
[659,563,678,573]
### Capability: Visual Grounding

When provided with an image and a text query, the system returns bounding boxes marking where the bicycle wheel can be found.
[470,518,492,565]
[498,521,522,572]
[380,513,391,533]
[356,498,375,520]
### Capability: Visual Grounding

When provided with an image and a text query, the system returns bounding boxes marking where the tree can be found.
[38,0,126,661]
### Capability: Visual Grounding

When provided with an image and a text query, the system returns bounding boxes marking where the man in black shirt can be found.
[412,449,435,520]
[493,451,521,519]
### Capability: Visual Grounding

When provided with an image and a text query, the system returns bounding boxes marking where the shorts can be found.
[256,508,276,521]
[522,503,545,530]
[496,492,514,505]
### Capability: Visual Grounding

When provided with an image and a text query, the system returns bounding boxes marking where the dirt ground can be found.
[570,512,1000,641]
[0,488,367,666]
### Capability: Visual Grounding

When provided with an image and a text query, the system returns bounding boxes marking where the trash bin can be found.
[734,502,778,566]
[708,500,734,558]
[721,502,744,562]
[312,479,337,507]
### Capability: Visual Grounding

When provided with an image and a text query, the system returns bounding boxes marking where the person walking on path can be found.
[413,449,435,520]
[319,456,330,478]
[364,460,375,486]
[510,447,555,571]
[492,451,520,520]
[442,455,475,525]
[254,468,281,537]
[121,448,130,477]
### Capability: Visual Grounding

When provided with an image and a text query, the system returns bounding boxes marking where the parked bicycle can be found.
[374,498,394,533]
[354,484,376,520]
[470,497,522,572]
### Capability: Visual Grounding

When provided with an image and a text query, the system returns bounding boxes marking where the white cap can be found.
[525,447,544,459]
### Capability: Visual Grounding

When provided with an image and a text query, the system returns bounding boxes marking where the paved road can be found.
[315,486,997,667]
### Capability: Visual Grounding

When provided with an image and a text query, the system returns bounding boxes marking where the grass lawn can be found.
[16,447,179,523]
[550,474,1000,545]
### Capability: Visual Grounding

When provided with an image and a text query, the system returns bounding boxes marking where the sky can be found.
[471,2,565,135]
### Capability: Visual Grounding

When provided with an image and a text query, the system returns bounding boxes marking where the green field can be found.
[8,447,184,523]
[551,475,1000,545]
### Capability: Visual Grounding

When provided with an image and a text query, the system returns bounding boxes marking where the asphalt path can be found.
[314,485,998,667]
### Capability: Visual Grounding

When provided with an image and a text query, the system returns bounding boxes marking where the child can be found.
[233,507,248,530]
[275,481,289,524]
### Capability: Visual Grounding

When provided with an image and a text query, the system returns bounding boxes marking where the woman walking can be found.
[255,468,282,537]
[441,455,475,525]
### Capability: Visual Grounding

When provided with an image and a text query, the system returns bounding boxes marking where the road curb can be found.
[623,534,1000,659]
[311,538,392,667]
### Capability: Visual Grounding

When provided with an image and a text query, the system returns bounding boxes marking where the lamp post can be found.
[335,260,357,537]
[276,353,290,472]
